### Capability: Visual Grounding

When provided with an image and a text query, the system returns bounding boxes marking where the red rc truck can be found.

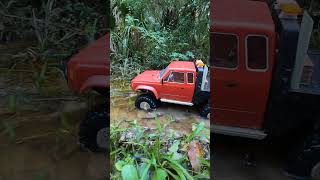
[64,33,109,151]
[131,61,210,118]
[211,0,320,178]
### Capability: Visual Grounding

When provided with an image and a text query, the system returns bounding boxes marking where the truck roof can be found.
[69,34,109,65]
[168,61,196,72]
[211,0,274,32]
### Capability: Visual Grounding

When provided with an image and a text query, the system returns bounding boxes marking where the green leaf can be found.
[167,161,186,180]
[165,157,194,180]
[153,168,168,180]
[138,163,151,180]
[115,160,126,171]
[121,164,139,180]
[165,169,180,180]
[186,122,205,143]
[155,118,163,133]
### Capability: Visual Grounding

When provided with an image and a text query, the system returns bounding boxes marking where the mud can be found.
[110,86,210,135]
[0,49,107,180]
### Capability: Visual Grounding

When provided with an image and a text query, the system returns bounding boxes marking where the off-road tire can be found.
[200,103,210,119]
[285,132,320,179]
[79,102,108,152]
[135,94,157,111]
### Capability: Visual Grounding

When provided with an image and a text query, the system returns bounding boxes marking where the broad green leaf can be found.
[138,163,151,180]
[121,164,139,180]
[115,160,126,171]
[153,168,168,180]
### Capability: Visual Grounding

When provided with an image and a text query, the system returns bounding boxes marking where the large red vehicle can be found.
[131,61,210,118]
[65,34,109,151]
[211,0,320,178]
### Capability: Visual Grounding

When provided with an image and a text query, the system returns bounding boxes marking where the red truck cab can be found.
[211,0,320,178]
[211,0,276,129]
[131,61,210,118]
[67,34,109,95]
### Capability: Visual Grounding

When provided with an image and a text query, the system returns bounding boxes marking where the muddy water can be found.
[0,72,107,180]
[110,88,210,135]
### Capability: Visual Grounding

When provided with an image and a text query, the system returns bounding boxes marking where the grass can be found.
[110,119,210,180]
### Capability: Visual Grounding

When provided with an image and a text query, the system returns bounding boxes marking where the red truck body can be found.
[131,61,196,103]
[211,0,277,129]
[67,34,109,93]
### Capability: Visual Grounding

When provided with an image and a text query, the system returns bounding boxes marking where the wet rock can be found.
[143,112,164,119]
[119,131,135,142]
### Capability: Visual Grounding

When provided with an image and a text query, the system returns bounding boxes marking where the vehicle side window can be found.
[246,35,268,71]
[187,73,194,84]
[164,72,184,83]
[211,33,238,69]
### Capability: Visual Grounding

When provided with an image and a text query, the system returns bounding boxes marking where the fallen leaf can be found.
[187,140,204,172]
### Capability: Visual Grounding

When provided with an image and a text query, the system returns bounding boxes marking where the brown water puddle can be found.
[0,71,107,180]
[110,88,210,135]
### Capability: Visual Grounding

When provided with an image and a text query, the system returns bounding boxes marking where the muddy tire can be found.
[200,103,210,119]
[79,102,108,152]
[135,94,157,111]
[284,132,320,179]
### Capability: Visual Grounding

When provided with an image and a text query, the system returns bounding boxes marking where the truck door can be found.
[161,71,194,103]
[211,33,274,129]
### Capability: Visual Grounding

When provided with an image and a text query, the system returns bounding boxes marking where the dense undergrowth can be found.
[110,0,210,80]
[0,0,108,92]
[110,119,210,180]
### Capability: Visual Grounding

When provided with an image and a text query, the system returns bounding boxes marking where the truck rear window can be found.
[187,73,194,84]
[246,35,268,71]
[211,33,238,69]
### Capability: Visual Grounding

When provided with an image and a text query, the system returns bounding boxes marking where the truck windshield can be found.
[159,67,168,78]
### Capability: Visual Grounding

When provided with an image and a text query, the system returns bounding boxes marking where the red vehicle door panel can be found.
[160,71,194,102]
[211,32,275,129]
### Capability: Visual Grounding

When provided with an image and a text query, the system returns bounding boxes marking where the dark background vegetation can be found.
[0,0,109,92]
[0,1,108,179]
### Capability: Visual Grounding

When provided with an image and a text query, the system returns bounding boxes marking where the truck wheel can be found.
[200,104,210,119]
[135,94,157,111]
[311,162,320,180]
[79,103,108,152]
[284,132,320,179]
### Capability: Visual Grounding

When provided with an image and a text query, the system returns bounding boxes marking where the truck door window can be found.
[246,35,268,71]
[211,33,238,69]
[187,73,194,84]
[164,72,185,84]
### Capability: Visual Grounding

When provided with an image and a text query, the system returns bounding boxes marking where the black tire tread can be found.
[135,94,157,110]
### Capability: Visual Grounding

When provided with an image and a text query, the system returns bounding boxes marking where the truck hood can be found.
[68,34,109,68]
[132,70,161,83]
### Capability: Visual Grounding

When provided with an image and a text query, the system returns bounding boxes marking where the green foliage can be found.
[111,0,209,80]
[0,0,108,91]
[110,120,210,179]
